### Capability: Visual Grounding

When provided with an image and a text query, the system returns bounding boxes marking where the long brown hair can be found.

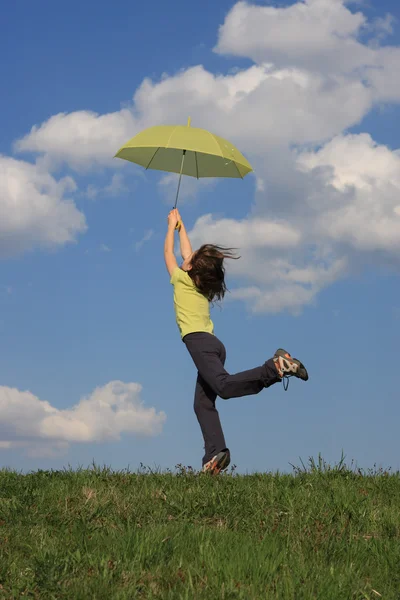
[188,244,239,302]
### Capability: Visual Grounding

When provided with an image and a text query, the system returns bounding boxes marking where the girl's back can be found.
[170,267,214,339]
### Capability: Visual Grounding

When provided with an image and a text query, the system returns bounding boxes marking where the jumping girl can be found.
[165,208,309,474]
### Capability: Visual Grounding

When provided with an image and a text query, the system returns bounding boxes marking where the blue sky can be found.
[1,0,399,473]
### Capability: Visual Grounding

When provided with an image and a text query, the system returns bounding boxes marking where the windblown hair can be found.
[188,244,239,302]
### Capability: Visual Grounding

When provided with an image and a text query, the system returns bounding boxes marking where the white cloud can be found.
[367,47,400,103]
[298,133,400,192]
[367,13,396,41]
[215,0,400,98]
[15,62,374,167]
[189,214,301,250]
[15,0,399,175]
[15,109,136,171]
[12,1,400,169]
[83,174,128,201]
[105,173,128,196]
[85,183,99,200]
[186,133,400,313]
[187,213,348,313]
[7,0,400,311]
[0,380,166,455]
[0,156,86,258]
[135,229,154,251]
[229,284,317,315]
[298,134,400,252]
[256,177,265,192]
[215,0,370,70]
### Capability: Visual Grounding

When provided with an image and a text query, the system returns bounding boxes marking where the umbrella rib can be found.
[145,147,160,170]
[209,133,224,156]
[209,132,243,178]
[233,162,243,180]
[165,126,179,149]
[195,152,199,179]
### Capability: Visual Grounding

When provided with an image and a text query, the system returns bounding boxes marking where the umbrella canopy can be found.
[114,118,253,179]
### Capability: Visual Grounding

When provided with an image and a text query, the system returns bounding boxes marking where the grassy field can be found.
[0,457,399,599]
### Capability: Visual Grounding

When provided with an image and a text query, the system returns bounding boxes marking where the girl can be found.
[165,208,308,474]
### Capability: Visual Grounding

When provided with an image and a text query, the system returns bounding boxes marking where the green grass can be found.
[0,457,399,599]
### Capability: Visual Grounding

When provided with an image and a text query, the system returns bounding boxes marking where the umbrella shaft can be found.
[174,150,186,209]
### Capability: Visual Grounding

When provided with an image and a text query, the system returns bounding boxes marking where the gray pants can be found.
[183,332,280,466]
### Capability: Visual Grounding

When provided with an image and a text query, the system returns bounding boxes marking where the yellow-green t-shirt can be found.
[170,267,214,339]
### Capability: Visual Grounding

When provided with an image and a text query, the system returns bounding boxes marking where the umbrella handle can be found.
[173,209,181,232]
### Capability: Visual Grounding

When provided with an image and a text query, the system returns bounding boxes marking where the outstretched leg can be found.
[184,332,280,400]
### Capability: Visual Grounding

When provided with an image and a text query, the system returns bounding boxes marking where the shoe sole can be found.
[275,348,309,381]
[202,450,231,475]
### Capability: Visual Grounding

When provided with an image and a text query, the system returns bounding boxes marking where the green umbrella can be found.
[115,118,253,226]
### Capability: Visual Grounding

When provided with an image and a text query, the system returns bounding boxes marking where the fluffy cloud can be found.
[215,0,400,98]
[15,64,373,164]
[189,214,301,251]
[186,132,400,313]
[0,156,86,258]
[368,46,400,102]
[226,258,348,314]
[84,173,128,200]
[188,213,348,313]
[15,3,400,167]
[298,134,400,253]
[0,380,166,455]
[8,0,400,312]
[15,109,136,171]
[215,0,370,70]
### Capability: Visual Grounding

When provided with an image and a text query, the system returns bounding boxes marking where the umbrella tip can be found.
[187,117,191,127]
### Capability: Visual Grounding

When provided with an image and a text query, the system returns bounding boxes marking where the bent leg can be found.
[184,332,280,400]
[194,373,227,466]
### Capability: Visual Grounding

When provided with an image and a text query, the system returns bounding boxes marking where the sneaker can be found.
[202,449,231,475]
[273,348,308,390]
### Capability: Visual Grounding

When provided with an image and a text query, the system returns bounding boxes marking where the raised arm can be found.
[164,209,178,276]
[177,212,193,260]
